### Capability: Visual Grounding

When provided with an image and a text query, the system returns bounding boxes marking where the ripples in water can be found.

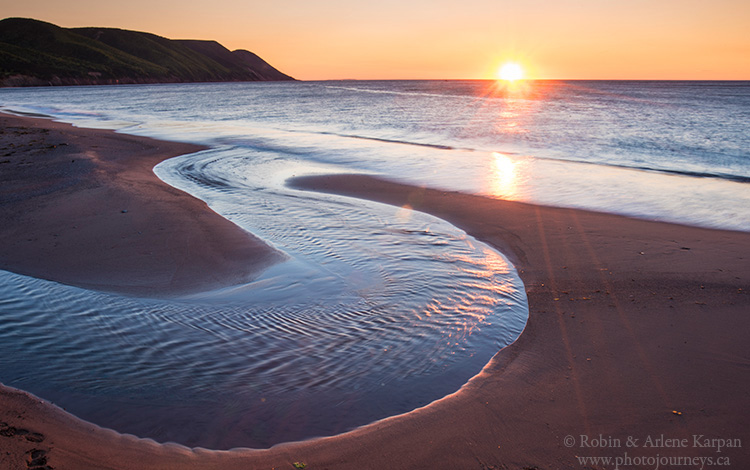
[0,146,527,449]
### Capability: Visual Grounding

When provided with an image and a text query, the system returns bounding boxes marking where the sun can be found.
[497,62,524,82]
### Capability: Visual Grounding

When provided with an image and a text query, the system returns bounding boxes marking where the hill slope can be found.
[0,17,294,86]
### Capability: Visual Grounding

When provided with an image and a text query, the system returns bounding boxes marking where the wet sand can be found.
[1,118,749,469]
[0,112,284,296]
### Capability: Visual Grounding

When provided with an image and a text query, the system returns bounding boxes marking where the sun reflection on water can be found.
[413,244,521,347]
[488,152,520,200]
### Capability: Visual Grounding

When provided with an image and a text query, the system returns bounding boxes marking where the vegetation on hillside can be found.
[0,17,294,86]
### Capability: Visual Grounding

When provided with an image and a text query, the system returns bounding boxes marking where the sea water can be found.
[0,80,748,449]
[3,80,749,230]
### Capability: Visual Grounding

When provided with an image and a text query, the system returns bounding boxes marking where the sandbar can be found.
[0,112,284,296]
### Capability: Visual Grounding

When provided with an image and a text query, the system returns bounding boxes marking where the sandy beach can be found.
[0,112,284,296]
[1,115,748,469]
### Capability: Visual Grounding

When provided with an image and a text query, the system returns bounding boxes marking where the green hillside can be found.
[0,17,294,86]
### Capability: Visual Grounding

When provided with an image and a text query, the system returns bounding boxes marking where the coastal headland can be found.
[0,17,295,86]
[1,113,748,469]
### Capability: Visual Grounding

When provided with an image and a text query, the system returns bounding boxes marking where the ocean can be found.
[0,80,748,448]
[3,80,749,230]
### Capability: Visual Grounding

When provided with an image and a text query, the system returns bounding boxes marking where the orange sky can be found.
[4,0,749,80]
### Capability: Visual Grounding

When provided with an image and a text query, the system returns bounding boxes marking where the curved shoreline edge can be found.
[0,112,285,296]
[1,117,749,469]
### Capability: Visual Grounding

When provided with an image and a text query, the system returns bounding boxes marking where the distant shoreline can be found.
[0,113,748,469]
[1,76,294,88]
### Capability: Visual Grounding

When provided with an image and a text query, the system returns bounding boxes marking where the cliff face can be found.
[0,18,294,87]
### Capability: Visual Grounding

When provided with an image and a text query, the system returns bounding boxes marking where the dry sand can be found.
[1,117,748,469]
